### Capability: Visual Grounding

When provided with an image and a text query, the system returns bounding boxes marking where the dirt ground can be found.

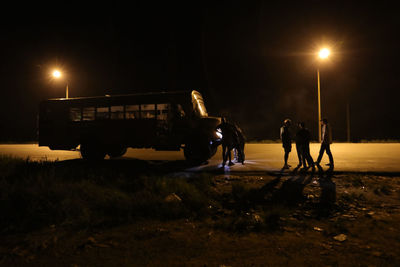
[1,170,400,267]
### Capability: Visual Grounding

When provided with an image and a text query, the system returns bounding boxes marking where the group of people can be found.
[280,118,334,171]
[217,117,245,167]
[215,116,334,171]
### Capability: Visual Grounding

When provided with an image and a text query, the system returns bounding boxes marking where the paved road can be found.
[1,143,400,173]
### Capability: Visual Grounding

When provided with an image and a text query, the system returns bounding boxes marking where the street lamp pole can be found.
[52,70,69,98]
[317,48,330,143]
[346,101,351,142]
[317,67,321,142]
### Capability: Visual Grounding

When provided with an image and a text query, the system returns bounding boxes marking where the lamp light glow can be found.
[319,48,330,59]
[52,70,61,78]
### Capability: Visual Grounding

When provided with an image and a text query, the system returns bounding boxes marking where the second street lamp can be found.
[317,48,330,142]
[52,69,69,99]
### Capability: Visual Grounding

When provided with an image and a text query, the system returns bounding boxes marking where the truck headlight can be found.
[216,129,223,139]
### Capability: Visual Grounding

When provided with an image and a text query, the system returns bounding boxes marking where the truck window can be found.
[70,107,82,121]
[111,106,124,119]
[82,107,95,121]
[156,103,169,120]
[126,105,139,119]
[141,104,156,119]
[96,107,110,120]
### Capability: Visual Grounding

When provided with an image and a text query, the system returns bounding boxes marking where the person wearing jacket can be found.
[316,118,334,168]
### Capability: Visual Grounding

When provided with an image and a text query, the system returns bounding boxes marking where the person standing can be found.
[217,117,236,167]
[280,119,292,169]
[295,122,306,168]
[233,123,246,164]
[316,118,334,168]
[296,122,315,170]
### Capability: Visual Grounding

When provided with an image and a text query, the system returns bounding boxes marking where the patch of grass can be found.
[216,178,293,233]
[338,192,366,206]
[349,176,365,187]
[262,205,292,231]
[324,217,349,236]
[214,205,292,233]
[373,185,393,196]
[0,155,30,177]
[0,156,214,234]
[231,182,251,201]
[214,213,261,233]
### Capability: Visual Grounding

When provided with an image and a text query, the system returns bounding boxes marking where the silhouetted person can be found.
[295,122,305,168]
[316,118,334,168]
[280,119,292,169]
[217,117,237,166]
[233,123,245,164]
[296,122,315,170]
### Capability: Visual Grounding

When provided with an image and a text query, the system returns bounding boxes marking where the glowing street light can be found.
[52,69,69,99]
[52,70,61,78]
[319,48,330,59]
[317,48,330,142]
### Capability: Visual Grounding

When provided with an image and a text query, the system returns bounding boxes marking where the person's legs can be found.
[325,144,334,166]
[238,143,245,164]
[296,144,302,167]
[222,145,227,166]
[299,145,307,167]
[284,150,289,166]
[301,150,308,168]
[305,146,314,168]
[283,146,291,168]
[283,143,291,168]
[316,143,326,164]
[228,147,234,165]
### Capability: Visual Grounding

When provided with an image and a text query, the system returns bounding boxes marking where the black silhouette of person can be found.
[316,118,334,168]
[295,122,315,170]
[217,117,238,167]
[280,119,292,169]
[233,123,246,164]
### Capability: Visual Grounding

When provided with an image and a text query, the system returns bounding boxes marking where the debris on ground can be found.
[165,193,182,202]
[333,234,347,242]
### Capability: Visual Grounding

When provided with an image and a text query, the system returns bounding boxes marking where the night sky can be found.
[1,1,399,142]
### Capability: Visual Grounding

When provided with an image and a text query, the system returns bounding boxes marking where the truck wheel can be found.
[184,139,213,163]
[209,144,218,158]
[108,146,127,158]
[80,143,106,160]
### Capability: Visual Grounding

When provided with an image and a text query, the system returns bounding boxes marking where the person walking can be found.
[280,119,292,169]
[296,122,315,170]
[316,118,334,168]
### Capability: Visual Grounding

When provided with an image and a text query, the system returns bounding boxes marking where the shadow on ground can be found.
[217,167,338,232]
[51,158,338,218]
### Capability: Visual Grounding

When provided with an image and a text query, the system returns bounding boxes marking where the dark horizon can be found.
[1,1,399,142]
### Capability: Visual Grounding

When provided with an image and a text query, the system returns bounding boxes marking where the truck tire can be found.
[108,146,127,158]
[80,143,106,160]
[184,138,214,163]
